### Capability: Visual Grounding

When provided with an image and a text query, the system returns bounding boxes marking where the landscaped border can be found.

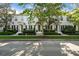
[0,35,79,41]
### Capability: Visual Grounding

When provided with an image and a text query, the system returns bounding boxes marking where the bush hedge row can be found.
[0,32,16,35]
[61,26,75,35]
[0,35,79,41]
[22,29,36,35]
[0,29,17,35]
[43,29,60,35]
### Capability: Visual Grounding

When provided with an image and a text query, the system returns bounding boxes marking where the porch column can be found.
[52,25,56,30]
[76,25,78,31]
[57,25,61,33]
[35,25,38,32]
[18,25,22,32]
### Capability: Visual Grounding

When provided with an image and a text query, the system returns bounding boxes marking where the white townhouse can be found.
[0,8,77,33]
[56,16,74,33]
[9,15,39,32]
[8,15,75,34]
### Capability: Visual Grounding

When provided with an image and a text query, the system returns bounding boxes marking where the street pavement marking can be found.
[60,43,79,51]
[60,42,79,56]
[61,47,74,56]
[25,46,35,56]
[25,42,40,56]
[11,48,16,51]
[12,50,25,56]
[0,43,9,47]
[25,42,32,45]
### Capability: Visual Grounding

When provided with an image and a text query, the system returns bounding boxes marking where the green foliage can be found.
[2,29,17,35]
[0,32,15,35]
[61,26,75,34]
[1,35,79,40]
[43,29,60,35]
[22,29,36,35]
[68,8,79,25]
[0,4,12,29]
[5,29,18,33]
[3,28,18,32]
[0,29,18,35]
[22,9,31,15]
[18,3,25,6]
[19,3,64,25]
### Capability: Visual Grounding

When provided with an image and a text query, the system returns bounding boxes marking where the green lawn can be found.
[0,35,79,41]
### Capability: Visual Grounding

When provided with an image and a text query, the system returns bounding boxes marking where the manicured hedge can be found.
[67,31,79,35]
[61,26,75,35]
[0,35,79,41]
[43,29,60,35]
[43,29,55,32]
[6,29,18,33]
[22,29,36,35]
[0,29,18,35]
[0,32,16,35]
[75,31,79,35]
[44,32,60,35]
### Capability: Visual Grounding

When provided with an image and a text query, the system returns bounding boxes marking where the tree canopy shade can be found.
[67,8,79,31]
[68,8,79,25]
[19,3,63,23]
[0,3,12,30]
[18,3,66,30]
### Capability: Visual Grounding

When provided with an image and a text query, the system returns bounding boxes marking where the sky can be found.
[10,3,34,14]
[10,3,76,14]
[62,3,76,11]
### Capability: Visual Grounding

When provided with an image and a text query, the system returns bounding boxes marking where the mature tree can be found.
[34,3,64,29]
[0,3,12,30]
[19,3,65,31]
[68,8,79,31]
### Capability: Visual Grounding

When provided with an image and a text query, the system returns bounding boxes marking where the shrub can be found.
[61,26,75,34]
[0,32,16,35]
[6,29,18,33]
[3,28,6,32]
[22,29,36,35]
[1,29,17,35]
[43,29,55,32]
[43,29,60,35]
[44,32,60,35]
[73,31,79,35]
[18,33,24,35]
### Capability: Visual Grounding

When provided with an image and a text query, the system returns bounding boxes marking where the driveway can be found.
[0,40,79,56]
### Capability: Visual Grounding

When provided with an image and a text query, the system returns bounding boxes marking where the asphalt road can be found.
[0,40,79,56]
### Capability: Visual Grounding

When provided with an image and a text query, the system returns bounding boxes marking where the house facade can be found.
[0,12,78,34]
[8,15,76,34]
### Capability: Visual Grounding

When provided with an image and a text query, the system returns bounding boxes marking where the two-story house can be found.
[9,15,75,34]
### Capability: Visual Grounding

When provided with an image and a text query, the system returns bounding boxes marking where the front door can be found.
[38,25,41,31]
[35,24,42,32]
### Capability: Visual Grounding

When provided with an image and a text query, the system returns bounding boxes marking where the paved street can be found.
[0,40,79,56]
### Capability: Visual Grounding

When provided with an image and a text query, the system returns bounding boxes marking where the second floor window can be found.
[29,25,32,30]
[67,17,69,21]
[61,16,63,21]
[12,22,14,24]
[26,25,27,29]
[15,19,17,21]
